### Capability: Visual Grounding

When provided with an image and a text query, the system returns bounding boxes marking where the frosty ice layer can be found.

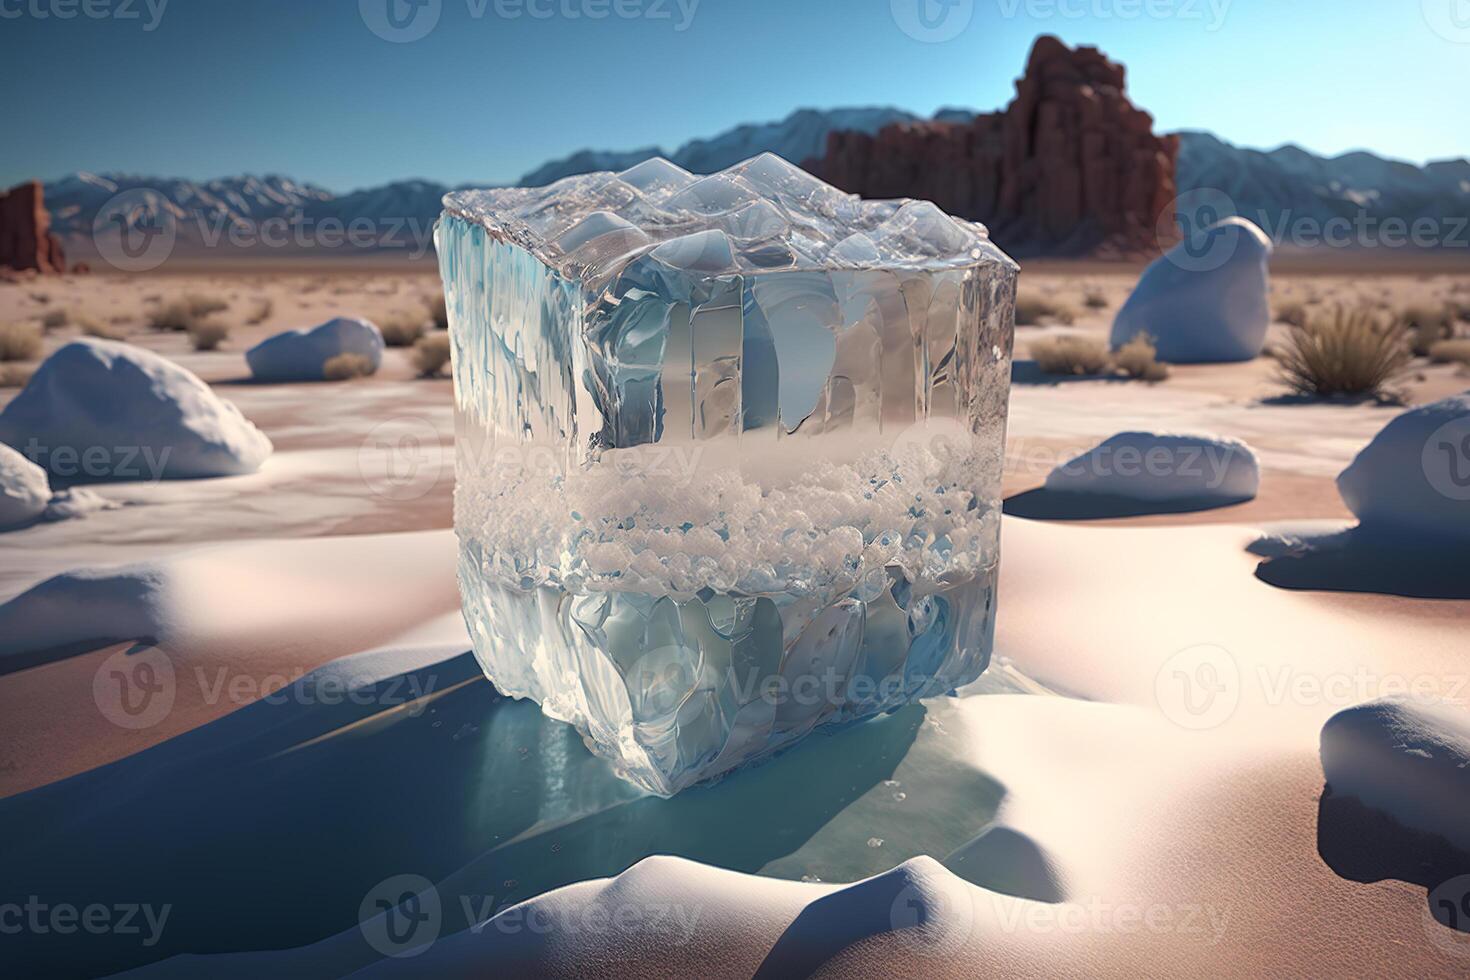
[438,154,1017,795]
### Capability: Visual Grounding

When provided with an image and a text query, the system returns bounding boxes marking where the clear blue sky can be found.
[2,0,1466,191]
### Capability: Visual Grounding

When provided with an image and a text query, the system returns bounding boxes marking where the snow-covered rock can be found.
[1321,698,1470,853]
[0,339,272,481]
[1337,392,1470,543]
[1044,431,1260,504]
[42,487,121,522]
[246,317,384,382]
[0,442,50,529]
[1110,216,1273,363]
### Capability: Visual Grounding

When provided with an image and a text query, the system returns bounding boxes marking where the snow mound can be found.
[246,317,385,383]
[0,562,171,659]
[1044,431,1259,504]
[0,442,50,529]
[352,855,980,980]
[1337,392,1470,544]
[0,339,272,481]
[1320,698,1470,853]
[944,824,1068,903]
[1110,216,1272,363]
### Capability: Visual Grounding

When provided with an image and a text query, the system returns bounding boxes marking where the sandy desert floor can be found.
[1,258,1468,977]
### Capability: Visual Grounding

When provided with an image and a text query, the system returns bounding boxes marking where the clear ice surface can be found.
[437,154,1017,795]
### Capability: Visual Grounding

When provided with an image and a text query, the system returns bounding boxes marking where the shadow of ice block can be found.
[436,154,1017,795]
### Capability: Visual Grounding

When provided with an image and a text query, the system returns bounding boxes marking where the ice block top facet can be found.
[441,153,1016,280]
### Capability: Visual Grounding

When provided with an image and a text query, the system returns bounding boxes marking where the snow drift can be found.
[0,339,272,481]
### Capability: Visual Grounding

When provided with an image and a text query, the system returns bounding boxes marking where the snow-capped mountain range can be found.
[44,108,1470,260]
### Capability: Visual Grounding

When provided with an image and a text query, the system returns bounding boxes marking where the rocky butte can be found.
[807,35,1180,258]
[0,180,68,274]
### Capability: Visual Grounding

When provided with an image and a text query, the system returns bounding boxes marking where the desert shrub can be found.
[322,352,377,381]
[187,293,230,317]
[1082,290,1109,310]
[0,322,43,361]
[150,294,229,332]
[1428,339,1470,367]
[1111,333,1170,381]
[1274,299,1311,328]
[1399,304,1455,356]
[427,294,448,330]
[1015,290,1076,326]
[246,298,273,325]
[188,320,230,351]
[39,309,67,331]
[1276,306,1411,399]
[76,316,126,340]
[412,333,452,378]
[0,364,34,388]
[379,315,426,347]
[1030,335,1109,376]
[148,301,195,332]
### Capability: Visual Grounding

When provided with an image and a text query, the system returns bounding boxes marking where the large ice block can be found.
[437,154,1017,795]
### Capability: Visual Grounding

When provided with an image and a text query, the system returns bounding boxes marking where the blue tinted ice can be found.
[437,154,1017,795]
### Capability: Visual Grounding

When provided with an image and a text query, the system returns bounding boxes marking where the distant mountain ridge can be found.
[1174,131,1470,244]
[517,107,926,186]
[43,111,1470,262]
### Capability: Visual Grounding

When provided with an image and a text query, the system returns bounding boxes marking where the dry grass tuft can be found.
[1399,304,1456,356]
[246,298,273,325]
[39,309,68,331]
[1082,290,1109,310]
[1030,335,1109,376]
[379,315,426,348]
[0,322,43,361]
[1274,299,1312,328]
[1276,306,1412,399]
[150,294,230,332]
[1111,333,1170,381]
[0,363,35,388]
[412,333,452,378]
[322,352,377,381]
[427,294,449,331]
[188,320,230,351]
[76,316,127,341]
[1428,338,1470,367]
[1015,290,1076,326]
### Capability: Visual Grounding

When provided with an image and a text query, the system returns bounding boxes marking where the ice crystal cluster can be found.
[437,153,1017,795]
